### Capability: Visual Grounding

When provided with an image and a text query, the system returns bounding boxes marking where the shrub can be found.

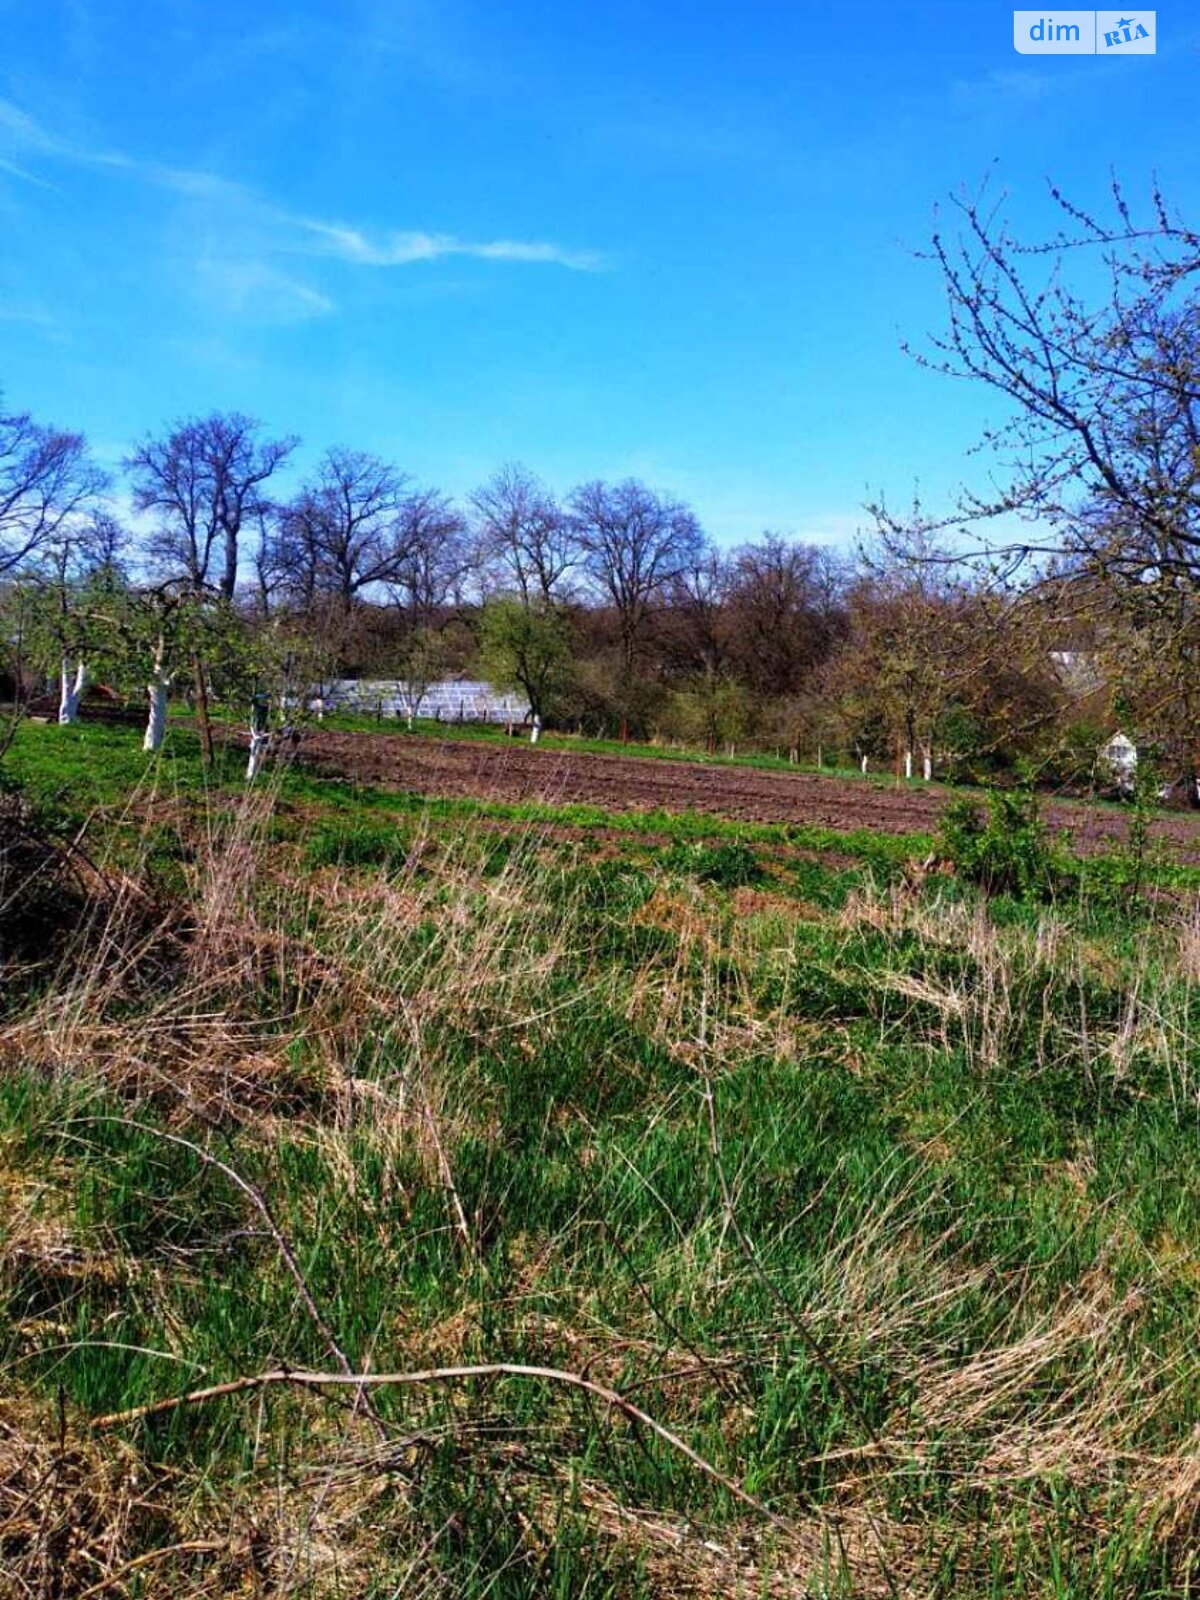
[938,786,1063,899]
[1081,757,1169,909]
[0,783,89,971]
[664,839,763,888]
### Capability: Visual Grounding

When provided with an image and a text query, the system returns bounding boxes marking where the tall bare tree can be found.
[389,489,470,623]
[723,535,848,699]
[893,182,1200,780]
[472,464,577,605]
[274,448,411,614]
[659,546,731,680]
[127,413,293,763]
[386,489,469,722]
[128,413,296,599]
[570,479,706,678]
[1,401,104,579]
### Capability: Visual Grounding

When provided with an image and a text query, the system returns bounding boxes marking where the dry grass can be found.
[1,784,1197,1597]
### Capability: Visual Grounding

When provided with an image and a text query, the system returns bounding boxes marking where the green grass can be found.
[1,720,1198,1597]
[3,717,935,872]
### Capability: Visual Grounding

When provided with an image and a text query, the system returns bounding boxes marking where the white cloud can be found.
[0,96,605,300]
[0,99,62,156]
[950,68,1060,109]
[195,257,336,322]
[0,300,58,328]
[0,154,58,189]
[298,218,604,272]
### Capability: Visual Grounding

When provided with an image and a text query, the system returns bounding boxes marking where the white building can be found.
[317,679,530,725]
[1099,731,1138,788]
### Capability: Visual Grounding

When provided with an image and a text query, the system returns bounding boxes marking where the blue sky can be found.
[1,0,1197,545]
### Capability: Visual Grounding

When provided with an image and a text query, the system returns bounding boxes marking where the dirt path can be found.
[295,730,1200,864]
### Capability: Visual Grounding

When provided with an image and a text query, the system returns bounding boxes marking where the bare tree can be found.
[472,464,577,605]
[128,413,296,599]
[570,479,706,678]
[0,402,104,578]
[274,448,412,613]
[904,181,1200,566]
[389,489,469,621]
[660,547,731,680]
[127,413,292,765]
[899,178,1200,790]
[723,535,848,699]
[387,489,469,722]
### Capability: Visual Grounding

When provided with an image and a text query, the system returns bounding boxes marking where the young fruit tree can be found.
[82,582,226,754]
[480,596,575,742]
[899,179,1200,795]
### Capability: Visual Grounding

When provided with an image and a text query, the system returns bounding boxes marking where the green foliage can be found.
[1079,756,1173,909]
[938,785,1064,899]
[303,819,410,867]
[479,595,574,723]
[1043,718,1111,792]
[655,673,751,750]
[664,837,764,887]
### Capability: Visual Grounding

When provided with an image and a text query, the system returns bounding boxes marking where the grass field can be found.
[1,721,1198,1597]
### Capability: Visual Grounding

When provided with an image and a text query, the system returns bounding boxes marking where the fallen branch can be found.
[75,1541,224,1600]
[91,1119,386,1438]
[90,1362,790,1531]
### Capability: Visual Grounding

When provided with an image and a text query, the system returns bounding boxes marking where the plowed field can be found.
[295,730,1200,864]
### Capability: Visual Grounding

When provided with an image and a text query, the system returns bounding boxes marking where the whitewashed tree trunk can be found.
[861,754,869,775]
[144,636,171,753]
[904,749,913,780]
[530,713,543,745]
[246,730,270,781]
[923,748,933,782]
[144,679,169,752]
[58,657,87,724]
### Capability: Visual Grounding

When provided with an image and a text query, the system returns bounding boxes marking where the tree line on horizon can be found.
[0,402,1086,780]
[2,176,1198,797]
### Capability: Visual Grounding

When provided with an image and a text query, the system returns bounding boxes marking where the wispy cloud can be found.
[0,96,605,312]
[0,300,59,328]
[194,256,337,321]
[950,68,1063,110]
[299,218,604,272]
[0,154,58,189]
[0,99,62,156]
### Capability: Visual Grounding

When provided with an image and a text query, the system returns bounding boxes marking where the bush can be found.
[938,786,1063,899]
[664,839,763,888]
[0,783,90,971]
[303,821,408,868]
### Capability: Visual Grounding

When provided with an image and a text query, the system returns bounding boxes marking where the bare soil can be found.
[294,730,1200,864]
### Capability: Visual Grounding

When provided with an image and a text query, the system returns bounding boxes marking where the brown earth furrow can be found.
[293,731,1200,864]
